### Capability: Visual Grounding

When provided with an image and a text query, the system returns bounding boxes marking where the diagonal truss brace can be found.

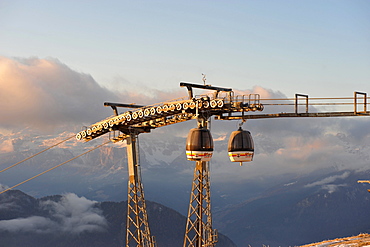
[183,161,217,247]
[126,133,155,247]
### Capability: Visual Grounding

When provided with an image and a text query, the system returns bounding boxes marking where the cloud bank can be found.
[305,171,351,188]
[0,56,191,133]
[304,171,350,193]
[209,116,370,182]
[0,56,118,131]
[0,193,107,234]
[0,56,286,134]
[2,56,370,184]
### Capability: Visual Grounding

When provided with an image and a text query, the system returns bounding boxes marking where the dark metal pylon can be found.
[126,133,155,247]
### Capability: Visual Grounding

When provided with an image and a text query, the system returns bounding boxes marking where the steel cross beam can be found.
[104,102,146,116]
[217,111,370,120]
[180,82,232,99]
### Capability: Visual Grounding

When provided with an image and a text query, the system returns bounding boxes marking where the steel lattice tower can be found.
[126,133,155,247]
[184,117,217,247]
[183,160,217,247]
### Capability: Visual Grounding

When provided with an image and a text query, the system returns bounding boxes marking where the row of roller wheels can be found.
[76,99,225,140]
[248,104,264,112]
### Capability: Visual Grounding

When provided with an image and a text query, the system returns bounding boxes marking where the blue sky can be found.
[1,0,370,98]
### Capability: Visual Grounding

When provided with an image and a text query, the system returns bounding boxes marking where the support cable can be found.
[0,135,75,173]
[0,140,111,195]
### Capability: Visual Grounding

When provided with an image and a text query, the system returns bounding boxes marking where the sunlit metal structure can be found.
[125,133,154,247]
[184,117,217,247]
[357,180,370,193]
[75,81,370,247]
[75,81,264,247]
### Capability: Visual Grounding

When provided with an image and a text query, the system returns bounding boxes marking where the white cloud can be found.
[0,56,118,132]
[213,135,226,142]
[0,56,191,133]
[304,171,351,188]
[0,216,57,233]
[41,193,108,234]
[0,193,107,234]
[0,139,14,153]
[321,184,347,194]
[209,116,370,183]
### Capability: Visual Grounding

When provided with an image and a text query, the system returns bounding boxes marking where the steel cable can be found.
[0,140,111,195]
[0,135,75,173]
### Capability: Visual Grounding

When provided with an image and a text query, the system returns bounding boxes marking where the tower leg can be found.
[126,134,154,247]
[183,161,217,247]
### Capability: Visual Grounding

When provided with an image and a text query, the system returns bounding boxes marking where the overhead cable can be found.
[0,140,111,195]
[0,135,75,173]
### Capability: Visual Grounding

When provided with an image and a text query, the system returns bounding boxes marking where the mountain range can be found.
[1,122,370,246]
[0,190,236,247]
[214,169,370,246]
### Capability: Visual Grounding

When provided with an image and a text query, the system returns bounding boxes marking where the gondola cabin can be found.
[186,128,214,161]
[228,127,254,163]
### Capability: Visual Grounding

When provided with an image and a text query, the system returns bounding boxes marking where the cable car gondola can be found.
[186,127,214,161]
[228,127,254,164]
